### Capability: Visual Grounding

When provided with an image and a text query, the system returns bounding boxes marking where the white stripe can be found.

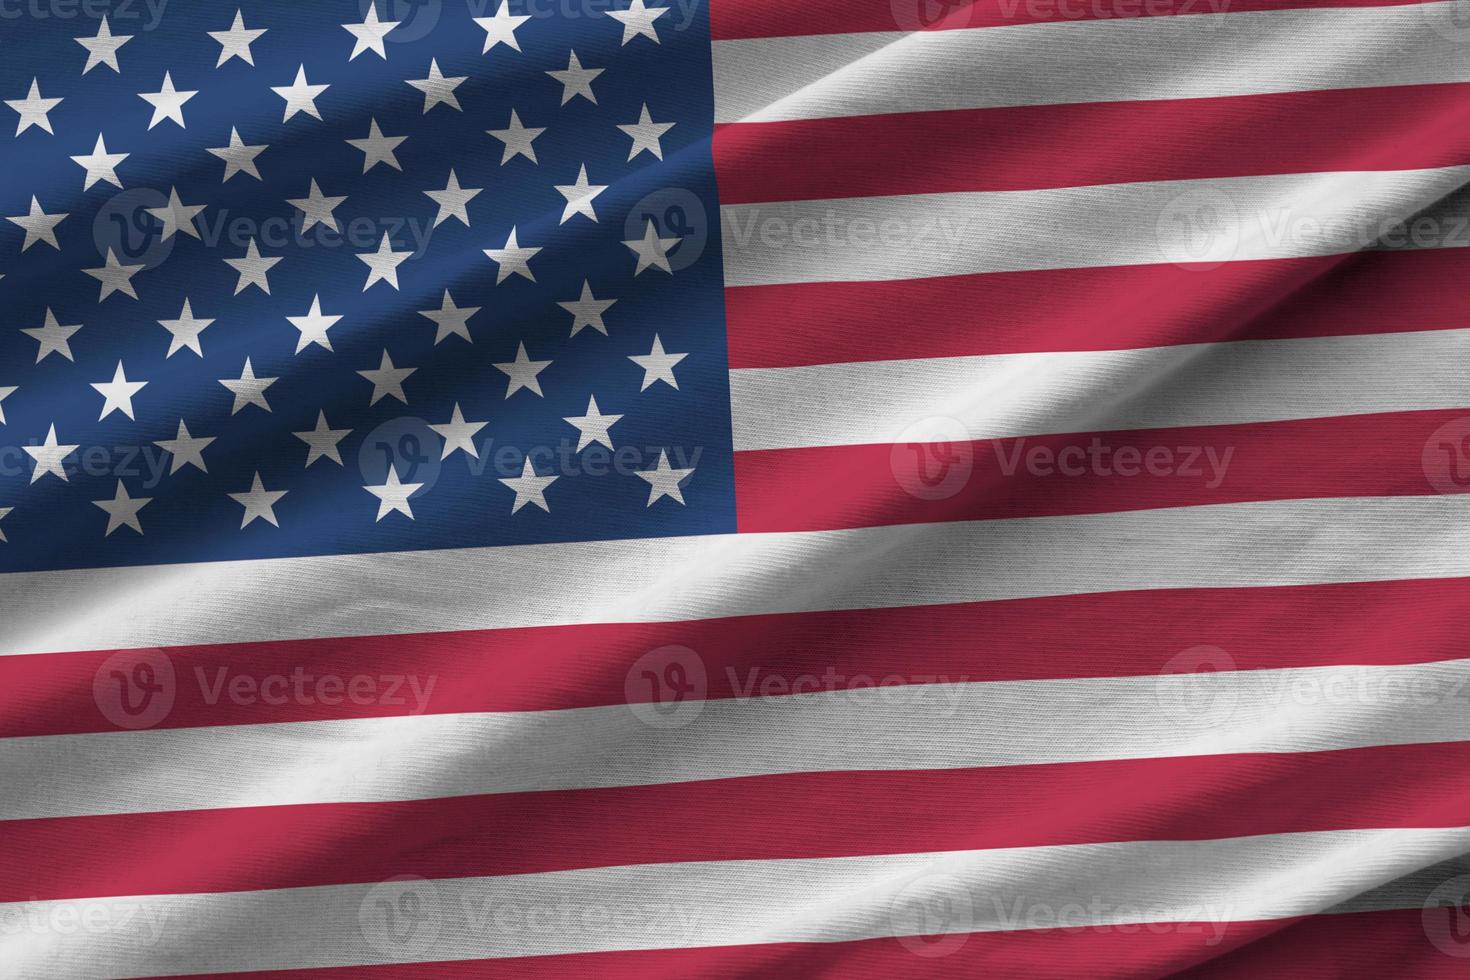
[730,327,1470,450]
[713,1,1470,122]
[9,655,1470,819]
[720,167,1470,287]
[6,826,1468,977]
[4,495,1470,657]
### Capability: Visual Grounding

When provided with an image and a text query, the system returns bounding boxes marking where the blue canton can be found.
[0,0,734,573]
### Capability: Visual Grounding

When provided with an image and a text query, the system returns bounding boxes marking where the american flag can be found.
[4,0,1470,975]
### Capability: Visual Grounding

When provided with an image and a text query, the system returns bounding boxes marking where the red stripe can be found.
[10,741,1470,902]
[725,248,1470,369]
[735,410,1460,533]
[709,0,1437,40]
[714,84,1470,203]
[8,576,1470,736]
[1177,906,1468,978]
[149,906,1470,980]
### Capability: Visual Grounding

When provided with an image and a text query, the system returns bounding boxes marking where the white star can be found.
[76,16,132,75]
[92,481,151,536]
[494,342,551,398]
[487,109,544,165]
[619,103,674,161]
[294,411,352,467]
[0,507,10,543]
[499,457,558,514]
[546,50,603,105]
[91,360,147,420]
[287,178,347,233]
[157,298,214,357]
[637,449,694,505]
[209,9,267,67]
[83,249,145,301]
[144,186,205,241]
[474,0,530,53]
[407,58,466,113]
[418,290,479,345]
[24,425,78,483]
[229,473,287,528]
[425,169,481,227]
[0,386,13,426]
[343,3,400,60]
[629,334,688,390]
[483,226,540,283]
[562,395,622,452]
[358,232,411,291]
[607,0,668,44]
[347,118,406,173]
[358,350,415,405]
[22,309,81,363]
[558,281,616,337]
[286,294,343,353]
[6,78,62,135]
[624,219,681,275]
[139,72,197,129]
[70,134,128,190]
[272,65,329,122]
[555,164,607,224]
[365,466,424,521]
[429,403,488,460]
[155,419,215,474]
[7,196,68,251]
[220,358,277,414]
[224,238,281,294]
[207,127,268,182]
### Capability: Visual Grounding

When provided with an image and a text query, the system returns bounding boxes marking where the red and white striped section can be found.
[715,0,1470,535]
[701,0,1470,974]
[10,2,1470,977]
